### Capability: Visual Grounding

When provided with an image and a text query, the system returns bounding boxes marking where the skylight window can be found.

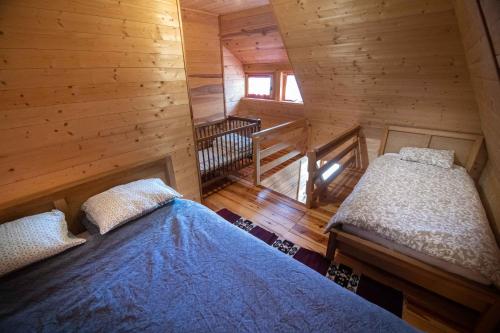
[282,74,303,103]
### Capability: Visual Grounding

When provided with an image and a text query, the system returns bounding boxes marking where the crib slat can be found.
[195,117,261,192]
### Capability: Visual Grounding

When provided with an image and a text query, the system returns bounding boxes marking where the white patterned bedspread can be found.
[326,154,500,288]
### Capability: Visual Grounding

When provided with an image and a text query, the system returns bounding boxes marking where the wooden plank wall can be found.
[236,98,305,128]
[270,0,483,157]
[0,0,201,207]
[220,5,289,65]
[181,8,225,123]
[223,46,245,115]
[454,0,500,240]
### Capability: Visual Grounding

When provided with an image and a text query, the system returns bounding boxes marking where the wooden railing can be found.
[305,125,363,208]
[252,119,308,186]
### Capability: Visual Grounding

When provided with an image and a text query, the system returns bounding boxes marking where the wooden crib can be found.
[195,116,261,188]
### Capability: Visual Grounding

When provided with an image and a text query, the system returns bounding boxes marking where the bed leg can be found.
[326,232,337,260]
[474,301,500,333]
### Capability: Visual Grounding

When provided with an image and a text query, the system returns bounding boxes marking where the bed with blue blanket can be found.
[0,199,415,333]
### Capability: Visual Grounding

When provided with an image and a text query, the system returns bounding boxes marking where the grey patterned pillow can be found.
[399,147,455,169]
[0,210,86,277]
[81,178,182,235]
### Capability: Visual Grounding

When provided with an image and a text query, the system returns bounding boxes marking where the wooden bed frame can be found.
[326,126,499,332]
[0,156,176,235]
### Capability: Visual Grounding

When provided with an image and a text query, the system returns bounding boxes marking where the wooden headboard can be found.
[0,156,177,234]
[379,126,485,178]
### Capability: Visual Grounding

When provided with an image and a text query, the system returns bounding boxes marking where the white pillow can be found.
[399,147,455,169]
[0,210,86,277]
[82,178,181,235]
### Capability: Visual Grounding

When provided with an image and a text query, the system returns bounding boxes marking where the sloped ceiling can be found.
[181,0,269,15]
[453,0,500,238]
[270,0,482,148]
[220,5,290,65]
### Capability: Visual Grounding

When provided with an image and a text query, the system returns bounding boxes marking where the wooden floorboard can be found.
[203,167,363,254]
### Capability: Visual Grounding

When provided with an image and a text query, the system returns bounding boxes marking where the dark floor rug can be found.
[217,208,404,317]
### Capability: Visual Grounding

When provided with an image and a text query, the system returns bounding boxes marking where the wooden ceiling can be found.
[271,0,483,146]
[181,0,269,15]
[220,5,290,65]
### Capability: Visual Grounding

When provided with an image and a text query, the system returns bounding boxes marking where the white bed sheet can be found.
[198,143,251,174]
[327,154,500,287]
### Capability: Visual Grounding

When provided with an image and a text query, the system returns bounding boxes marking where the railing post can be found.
[253,138,261,186]
[305,150,317,208]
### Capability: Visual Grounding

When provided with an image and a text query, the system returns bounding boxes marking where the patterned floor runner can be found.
[217,208,404,317]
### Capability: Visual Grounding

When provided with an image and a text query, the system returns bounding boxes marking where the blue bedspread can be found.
[0,199,416,332]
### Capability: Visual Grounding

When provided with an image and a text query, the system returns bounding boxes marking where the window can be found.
[320,162,340,181]
[246,74,273,99]
[282,73,303,103]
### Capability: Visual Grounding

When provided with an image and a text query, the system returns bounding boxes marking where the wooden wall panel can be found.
[454,0,500,240]
[181,8,225,123]
[181,0,269,15]
[0,0,201,208]
[270,0,483,156]
[236,98,305,128]
[220,5,289,65]
[223,46,245,115]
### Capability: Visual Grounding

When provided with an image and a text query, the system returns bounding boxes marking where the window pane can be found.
[284,75,303,103]
[248,76,272,97]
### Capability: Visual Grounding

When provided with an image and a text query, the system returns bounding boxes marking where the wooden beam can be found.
[315,140,358,181]
[305,150,317,208]
[261,142,294,159]
[252,118,307,141]
[253,140,261,186]
[261,150,301,174]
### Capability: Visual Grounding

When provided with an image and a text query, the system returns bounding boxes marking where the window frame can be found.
[280,72,303,103]
[245,73,274,100]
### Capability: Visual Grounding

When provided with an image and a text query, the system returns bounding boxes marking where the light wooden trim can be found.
[315,155,356,192]
[0,156,177,235]
[328,228,500,332]
[219,14,228,119]
[261,142,293,159]
[315,140,358,181]
[315,125,361,159]
[253,140,262,186]
[306,124,361,208]
[280,71,296,102]
[252,118,308,141]
[305,150,317,208]
[252,118,308,186]
[378,125,484,174]
[261,150,301,174]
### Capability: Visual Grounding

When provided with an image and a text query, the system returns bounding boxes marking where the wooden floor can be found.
[203,166,364,254]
